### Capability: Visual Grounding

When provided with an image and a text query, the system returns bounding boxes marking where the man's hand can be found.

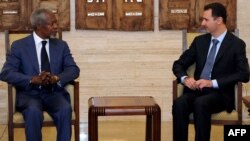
[30,71,51,85]
[30,75,43,85]
[183,77,213,90]
[49,75,60,84]
[195,79,213,90]
[184,77,197,90]
[40,71,51,85]
[30,72,60,86]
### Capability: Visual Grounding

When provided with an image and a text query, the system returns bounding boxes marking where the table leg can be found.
[153,105,161,141]
[146,115,152,141]
[88,107,98,141]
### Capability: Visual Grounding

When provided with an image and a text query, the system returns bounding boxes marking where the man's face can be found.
[201,9,220,34]
[38,13,58,38]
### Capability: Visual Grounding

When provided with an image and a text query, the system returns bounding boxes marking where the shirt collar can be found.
[33,31,49,46]
[211,30,227,43]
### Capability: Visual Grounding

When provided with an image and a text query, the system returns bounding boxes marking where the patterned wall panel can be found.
[0,0,31,31]
[113,0,153,31]
[160,0,236,31]
[0,0,70,31]
[75,0,154,31]
[75,0,113,30]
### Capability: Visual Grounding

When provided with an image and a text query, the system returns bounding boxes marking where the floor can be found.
[0,121,223,141]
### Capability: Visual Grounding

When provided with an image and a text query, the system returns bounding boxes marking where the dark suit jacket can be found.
[0,34,80,96]
[172,31,249,112]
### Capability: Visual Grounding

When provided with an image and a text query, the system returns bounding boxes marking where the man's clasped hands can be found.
[30,71,59,86]
[184,77,213,90]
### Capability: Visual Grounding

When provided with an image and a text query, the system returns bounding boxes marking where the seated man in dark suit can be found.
[0,8,80,141]
[172,2,249,141]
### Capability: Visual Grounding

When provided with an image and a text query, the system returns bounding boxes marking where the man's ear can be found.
[216,17,223,24]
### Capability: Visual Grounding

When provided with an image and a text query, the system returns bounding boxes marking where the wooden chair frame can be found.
[242,95,250,116]
[5,30,79,141]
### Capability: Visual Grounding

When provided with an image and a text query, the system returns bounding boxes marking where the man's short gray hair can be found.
[30,8,51,29]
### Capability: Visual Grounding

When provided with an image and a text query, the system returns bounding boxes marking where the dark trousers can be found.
[17,91,72,141]
[172,91,227,141]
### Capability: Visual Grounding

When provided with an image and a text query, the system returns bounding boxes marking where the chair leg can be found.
[8,123,14,141]
[74,123,80,141]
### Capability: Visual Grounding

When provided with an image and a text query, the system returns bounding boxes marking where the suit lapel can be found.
[200,34,212,66]
[214,32,232,64]
[48,39,57,73]
[26,35,40,73]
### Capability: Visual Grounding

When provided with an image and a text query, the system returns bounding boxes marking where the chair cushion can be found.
[13,111,76,124]
[211,111,238,120]
[189,110,238,121]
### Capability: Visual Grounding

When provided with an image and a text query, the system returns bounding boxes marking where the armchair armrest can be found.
[242,95,250,116]
[173,80,184,101]
[243,96,250,109]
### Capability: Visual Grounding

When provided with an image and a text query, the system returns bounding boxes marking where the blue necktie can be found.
[41,40,50,72]
[200,39,219,80]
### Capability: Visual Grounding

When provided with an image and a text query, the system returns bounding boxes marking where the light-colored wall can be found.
[0,0,250,123]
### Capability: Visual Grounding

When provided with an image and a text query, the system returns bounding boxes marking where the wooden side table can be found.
[88,96,161,141]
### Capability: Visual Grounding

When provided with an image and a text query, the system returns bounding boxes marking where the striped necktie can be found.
[200,39,219,80]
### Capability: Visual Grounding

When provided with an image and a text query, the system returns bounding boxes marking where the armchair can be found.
[5,30,80,141]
